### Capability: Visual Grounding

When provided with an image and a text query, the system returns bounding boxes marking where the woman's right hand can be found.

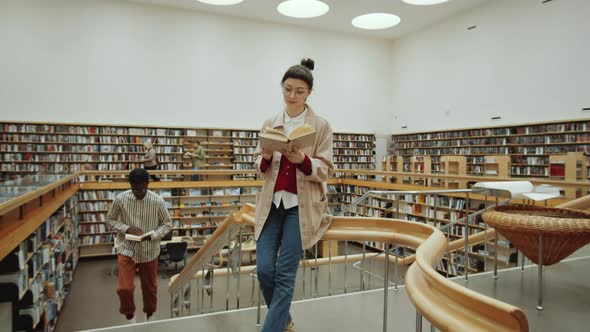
[261,148,273,161]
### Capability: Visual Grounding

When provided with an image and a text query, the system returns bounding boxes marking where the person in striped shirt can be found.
[107,168,173,324]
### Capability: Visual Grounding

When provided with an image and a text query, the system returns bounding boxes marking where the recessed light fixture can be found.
[197,0,243,5]
[277,0,329,19]
[352,13,401,30]
[402,0,449,5]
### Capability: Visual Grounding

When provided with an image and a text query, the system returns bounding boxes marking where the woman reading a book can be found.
[254,58,334,332]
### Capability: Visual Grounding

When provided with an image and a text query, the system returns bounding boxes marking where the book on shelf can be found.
[125,230,155,242]
[259,124,315,151]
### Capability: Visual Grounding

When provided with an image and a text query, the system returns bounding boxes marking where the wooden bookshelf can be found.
[231,129,258,180]
[389,119,590,178]
[440,156,467,189]
[549,152,586,198]
[381,155,402,183]
[332,132,376,180]
[1,122,376,183]
[484,155,511,177]
[0,176,79,331]
[76,181,260,257]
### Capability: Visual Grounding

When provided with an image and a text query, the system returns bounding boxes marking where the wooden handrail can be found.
[168,203,256,293]
[323,217,527,330]
[169,204,528,331]
[399,228,496,265]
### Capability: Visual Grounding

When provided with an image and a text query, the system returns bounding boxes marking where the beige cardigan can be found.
[253,106,334,250]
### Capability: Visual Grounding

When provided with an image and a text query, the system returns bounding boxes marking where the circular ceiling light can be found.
[197,0,243,5]
[352,13,401,30]
[402,0,449,5]
[277,0,330,19]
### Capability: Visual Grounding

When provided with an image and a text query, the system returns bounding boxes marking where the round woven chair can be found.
[483,205,590,265]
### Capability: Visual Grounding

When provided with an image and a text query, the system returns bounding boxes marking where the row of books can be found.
[231,131,258,138]
[79,234,114,245]
[128,128,184,136]
[333,142,375,148]
[79,224,108,234]
[333,134,375,141]
[2,124,99,134]
[79,191,120,200]
[393,121,590,142]
[333,163,376,170]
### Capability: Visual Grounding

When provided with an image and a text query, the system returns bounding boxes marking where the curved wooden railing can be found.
[169,203,528,332]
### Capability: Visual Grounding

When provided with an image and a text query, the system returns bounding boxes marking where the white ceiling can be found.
[126,0,490,40]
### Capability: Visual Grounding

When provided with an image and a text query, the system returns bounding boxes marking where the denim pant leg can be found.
[191,166,201,181]
[257,204,302,332]
[257,206,282,311]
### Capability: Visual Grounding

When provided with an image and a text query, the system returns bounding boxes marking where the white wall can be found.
[390,0,590,134]
[0,0,392,134]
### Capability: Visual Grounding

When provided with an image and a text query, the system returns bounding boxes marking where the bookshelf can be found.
[202,129,234,174]
[390,119,590,179]
[411,155,431,186]
[77,190,120,257]
[1,122,376,183]
[76,181,260,257]
[231,130,259,180]
[439,156,467,189]
[549,152,586,198]
[0,175,79,331]
[484,155,511,177]
[381,155,402,183]
[332,132,376,180]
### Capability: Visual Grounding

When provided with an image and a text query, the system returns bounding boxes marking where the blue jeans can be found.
[257,203,302,332]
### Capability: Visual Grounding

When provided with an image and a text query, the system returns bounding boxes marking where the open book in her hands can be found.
[125,230,155,242]
[259,124,316,152]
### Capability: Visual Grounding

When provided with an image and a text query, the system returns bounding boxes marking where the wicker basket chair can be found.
[483,204,590,310]
[482,205,590,265]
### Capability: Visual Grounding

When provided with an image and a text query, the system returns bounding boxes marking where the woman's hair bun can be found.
[301,58,315,71]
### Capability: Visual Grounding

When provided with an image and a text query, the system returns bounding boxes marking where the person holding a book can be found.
[106,168,173,324]
[142,140,159,181]
[254,58,334,332]
[184,141,205,180]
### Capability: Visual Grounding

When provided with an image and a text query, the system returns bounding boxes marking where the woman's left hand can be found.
[281,146,305,164]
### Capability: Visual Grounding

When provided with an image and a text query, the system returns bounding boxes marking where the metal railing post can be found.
[344,241,348,294]
[416,311,423,332]
[383,243,390,332]
[237,225,243,309]
[328,240,333,296]
[493,196,499,280]
[226,230,231,310]
[464,192,470,281]
[537,234,544,310]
